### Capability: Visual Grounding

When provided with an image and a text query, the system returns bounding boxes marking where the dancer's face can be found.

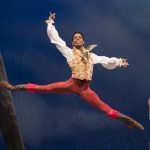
[72,33,84,49]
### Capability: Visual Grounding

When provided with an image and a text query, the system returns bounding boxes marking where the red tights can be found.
[26,78,118,119]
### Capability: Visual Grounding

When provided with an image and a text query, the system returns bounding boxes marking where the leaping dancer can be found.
[0,13,144,130]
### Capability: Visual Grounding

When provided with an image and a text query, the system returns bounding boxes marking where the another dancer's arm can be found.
[91,53,129,69]
[45,13,73,62]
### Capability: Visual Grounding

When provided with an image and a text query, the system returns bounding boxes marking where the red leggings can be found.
[26,78,118,119]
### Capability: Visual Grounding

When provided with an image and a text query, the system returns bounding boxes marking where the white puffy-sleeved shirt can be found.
[46,19,122,70]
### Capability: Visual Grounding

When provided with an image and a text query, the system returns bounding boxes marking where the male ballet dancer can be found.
[0,13,144,130]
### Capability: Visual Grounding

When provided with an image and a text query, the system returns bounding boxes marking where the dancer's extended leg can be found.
[0,79,73,94]
[26,80,72,93]
[76,87,144,130]
[77,87,118,118]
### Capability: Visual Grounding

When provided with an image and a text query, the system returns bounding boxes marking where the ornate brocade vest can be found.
[68,47,94,80]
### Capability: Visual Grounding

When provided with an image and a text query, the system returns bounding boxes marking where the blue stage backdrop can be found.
[0,0,150,149]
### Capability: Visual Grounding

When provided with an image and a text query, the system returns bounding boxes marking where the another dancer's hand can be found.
[48,12,56,21]
[121,58,129,68]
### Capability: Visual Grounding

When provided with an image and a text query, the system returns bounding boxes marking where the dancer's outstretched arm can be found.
[91,53,129,69]
[45,13,73,62]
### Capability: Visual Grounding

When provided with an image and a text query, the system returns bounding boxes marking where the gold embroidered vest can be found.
[68,47,94,80]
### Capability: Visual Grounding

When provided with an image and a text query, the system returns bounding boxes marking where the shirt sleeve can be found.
[91,53,122,70]
[45,19,73,62]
